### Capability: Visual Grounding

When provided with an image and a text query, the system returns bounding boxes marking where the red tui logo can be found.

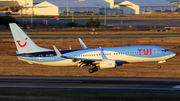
[16,38,28,48]
[138,49,152,55]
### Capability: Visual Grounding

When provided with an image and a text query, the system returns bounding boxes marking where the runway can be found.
[1,76,180,93]
[1,34,180,38]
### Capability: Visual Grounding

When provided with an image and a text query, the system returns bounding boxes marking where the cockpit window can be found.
[161,49,169,52]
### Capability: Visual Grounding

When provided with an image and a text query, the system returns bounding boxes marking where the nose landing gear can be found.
[157,65,161,68]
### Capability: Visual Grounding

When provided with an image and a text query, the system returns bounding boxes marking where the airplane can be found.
[0,1,50,15]
[0,1,21,14]
[9,23,176,73]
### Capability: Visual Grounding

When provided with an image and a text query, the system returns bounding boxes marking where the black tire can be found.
[93,67,98,72]
[89,68,94,73]
[157,65,161,68]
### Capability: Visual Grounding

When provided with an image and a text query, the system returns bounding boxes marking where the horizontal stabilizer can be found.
[78,38,88,49]
[52,45,62,57]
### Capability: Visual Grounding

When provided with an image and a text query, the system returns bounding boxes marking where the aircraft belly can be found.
[18,58,74,66]
[43,59,74,66]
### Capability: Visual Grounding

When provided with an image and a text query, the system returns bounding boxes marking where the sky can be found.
[33,0,179,3]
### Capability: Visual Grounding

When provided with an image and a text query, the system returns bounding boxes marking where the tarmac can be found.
[0,76,180,93]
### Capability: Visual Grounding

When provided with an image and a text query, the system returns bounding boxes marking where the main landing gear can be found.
[89,66,98,73]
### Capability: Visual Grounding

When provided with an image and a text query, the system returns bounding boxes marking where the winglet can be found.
[78,38,88,49]
[52,45,62,57]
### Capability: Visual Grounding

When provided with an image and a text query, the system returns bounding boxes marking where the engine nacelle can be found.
[100,60,117,69]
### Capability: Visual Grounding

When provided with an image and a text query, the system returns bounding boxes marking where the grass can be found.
[1,37,180,78]
[0,31,180,35]
[15,14,180,20]
[0,91,180,101]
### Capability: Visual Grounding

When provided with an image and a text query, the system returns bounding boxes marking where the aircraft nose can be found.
[169,51,176,57]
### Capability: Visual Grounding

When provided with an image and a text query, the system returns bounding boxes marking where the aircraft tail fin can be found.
[9,23,51,54]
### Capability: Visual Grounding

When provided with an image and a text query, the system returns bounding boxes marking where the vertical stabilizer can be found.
[9,23,51,54]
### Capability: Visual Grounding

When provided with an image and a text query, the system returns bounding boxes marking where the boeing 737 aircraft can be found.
[9,23,176,73]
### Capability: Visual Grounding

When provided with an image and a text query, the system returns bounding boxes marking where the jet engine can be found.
[99,60,117,69]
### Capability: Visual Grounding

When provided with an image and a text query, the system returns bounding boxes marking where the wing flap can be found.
[65,57,102,62]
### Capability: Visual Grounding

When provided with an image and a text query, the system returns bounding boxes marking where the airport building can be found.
[79,0,178,14]
[33,1,99,16]
[80,0,178,8]
[0,0,178,15]
[79,0,124,8]
[115,0,178,14]
[0,0,99,15]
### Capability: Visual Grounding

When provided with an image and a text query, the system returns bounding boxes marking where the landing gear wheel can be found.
[89,68,94,73]
[93,67,98,72]
[157,65,161,68]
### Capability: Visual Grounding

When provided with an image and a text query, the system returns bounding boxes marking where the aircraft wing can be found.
[64,56,102,62]
[52,45,102,67]
[53,45,101,61]
[25,6,51,8]
[0,6,9,10]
